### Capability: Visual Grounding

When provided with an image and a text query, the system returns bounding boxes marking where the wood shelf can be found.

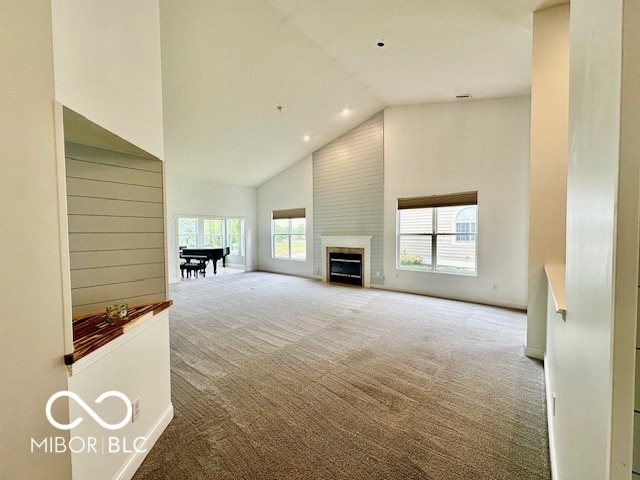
[64,300,173,365]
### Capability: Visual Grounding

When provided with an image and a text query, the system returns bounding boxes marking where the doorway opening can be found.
[176,216,246,278]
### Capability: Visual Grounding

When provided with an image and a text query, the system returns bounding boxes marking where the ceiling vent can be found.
[455,94,472,100]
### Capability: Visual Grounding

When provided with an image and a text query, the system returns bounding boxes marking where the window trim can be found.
[272,209,306,261]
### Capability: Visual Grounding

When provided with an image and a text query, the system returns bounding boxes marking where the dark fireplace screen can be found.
[329,252,363,286]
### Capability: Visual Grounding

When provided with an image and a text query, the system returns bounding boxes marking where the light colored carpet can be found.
[134,272,550,480]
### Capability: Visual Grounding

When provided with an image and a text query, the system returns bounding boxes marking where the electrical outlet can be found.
[492,284,498,291]
[132,398,141,423]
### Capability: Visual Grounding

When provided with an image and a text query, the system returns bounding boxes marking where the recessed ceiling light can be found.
[303,135,310,142]
[341,108,351,116]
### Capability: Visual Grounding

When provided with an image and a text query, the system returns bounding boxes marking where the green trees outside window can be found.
[227,218,242,256]
[273,217,306,260]
[204,219,223,248]
[177,216,244,257]
[178,218,198,247]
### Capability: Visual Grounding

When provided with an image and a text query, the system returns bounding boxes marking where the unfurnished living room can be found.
[3,1,640,480]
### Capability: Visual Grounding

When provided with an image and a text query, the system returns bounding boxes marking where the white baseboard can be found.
[544,360,558,480]
[524,346,545,360]
[113,403,174,480]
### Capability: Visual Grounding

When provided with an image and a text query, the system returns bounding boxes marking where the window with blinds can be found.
[272,208,306,260]
[397,192,477,275]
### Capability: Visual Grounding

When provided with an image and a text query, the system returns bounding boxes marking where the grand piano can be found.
[180,247,230,276]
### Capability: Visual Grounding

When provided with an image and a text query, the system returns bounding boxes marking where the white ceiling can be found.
[160,0,567,187]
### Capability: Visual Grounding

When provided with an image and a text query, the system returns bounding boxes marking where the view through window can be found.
[272,208,306,260]
[178,216,245,256]
[397,193,477,275]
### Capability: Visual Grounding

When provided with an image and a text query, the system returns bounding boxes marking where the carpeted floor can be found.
[134,272,550,480]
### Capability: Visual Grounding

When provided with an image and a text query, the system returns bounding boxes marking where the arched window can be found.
[455,207,477,243]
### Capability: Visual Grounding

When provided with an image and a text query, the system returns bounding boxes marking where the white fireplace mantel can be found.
[320,235,372,287]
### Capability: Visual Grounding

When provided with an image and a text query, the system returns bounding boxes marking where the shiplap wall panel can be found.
[637,284,640,475]
[66,159,163,187]
[313,111,384,284]
[70,248,165,270]
[67,197,163,218]
[71,263,165,288]
[68,216,164,234]
[635,412,640,474]
[636,350,640,411]
[69,233,165,252]
[71,275,165,307]
[314,187,383,198]
[637,279,640,474]
[67,177,163,203]
[314,141,382,158]
[66,143,163,172]
[66,142,166,317]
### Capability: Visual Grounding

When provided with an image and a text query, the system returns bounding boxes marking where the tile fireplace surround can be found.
[320,236,372,288]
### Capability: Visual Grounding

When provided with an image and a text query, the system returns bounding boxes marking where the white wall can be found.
[383,97,530,309]
[51,0,164,159]
[0,2,72,479]
[257,155,314,278]
[526,4,570,360]
[616,1,640,473]
[166,168,258,282]
[546,0,640,478]
[49,3,173,479]
[67,313,172,480]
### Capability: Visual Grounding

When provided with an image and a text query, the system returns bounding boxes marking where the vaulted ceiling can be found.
[159,0,566,187]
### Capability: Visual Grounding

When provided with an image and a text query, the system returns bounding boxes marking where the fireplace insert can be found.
[329,252,363,286]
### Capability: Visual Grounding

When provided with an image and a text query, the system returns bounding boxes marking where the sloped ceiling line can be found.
[160,0,562,187]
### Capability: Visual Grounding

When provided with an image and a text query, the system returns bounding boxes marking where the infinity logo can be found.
[46,391,132,431]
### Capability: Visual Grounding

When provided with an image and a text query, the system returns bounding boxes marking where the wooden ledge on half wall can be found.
[64,300,173,366]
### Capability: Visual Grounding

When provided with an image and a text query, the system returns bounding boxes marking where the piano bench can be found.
[180,262,202,278]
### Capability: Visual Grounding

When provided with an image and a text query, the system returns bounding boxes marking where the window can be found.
[203,219,223,248]
[272,208,306,260]
[178,217,198,247]
[177,216,245,256]
[455,207,477,243]
[397,192,477,275]
[226,218,244,256]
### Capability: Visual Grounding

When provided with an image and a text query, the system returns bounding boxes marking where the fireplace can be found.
[320,236,372,288]
[327,248,363,286]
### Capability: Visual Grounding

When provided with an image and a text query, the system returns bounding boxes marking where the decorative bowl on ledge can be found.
[106,303,128,322]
